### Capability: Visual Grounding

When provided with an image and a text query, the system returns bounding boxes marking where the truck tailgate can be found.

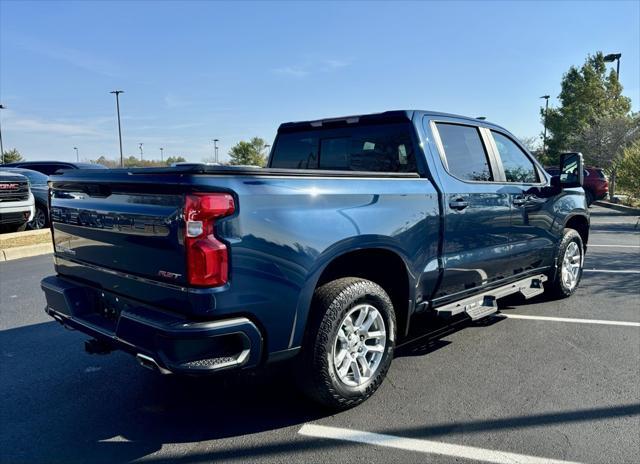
[50,178,188,285]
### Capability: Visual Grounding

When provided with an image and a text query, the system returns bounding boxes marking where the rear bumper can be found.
[41,275,263,374]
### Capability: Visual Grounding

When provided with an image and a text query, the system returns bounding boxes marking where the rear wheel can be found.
[299,277,396,409]
[547,228,584,298]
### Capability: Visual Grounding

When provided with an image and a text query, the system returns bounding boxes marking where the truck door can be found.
[428,121,512,303]
[486,130,556,273]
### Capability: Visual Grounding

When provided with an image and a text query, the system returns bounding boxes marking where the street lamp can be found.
[160,147,164,162]
[540,95,550,158]
[74,147,79,162]
[213,138,219,164]
[0,104,5,164]
[138,143,144,161]
[604,53,622,79]
[110,90,125,167]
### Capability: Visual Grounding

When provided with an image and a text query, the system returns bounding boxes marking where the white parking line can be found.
[298,424,582,464]
[589,244,640,248]
[500,314,640,327]
[583,269,640,274]
[594,229,639,233]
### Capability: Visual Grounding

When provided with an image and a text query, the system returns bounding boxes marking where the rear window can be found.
[435,123,493,181]
[269,123,417,173]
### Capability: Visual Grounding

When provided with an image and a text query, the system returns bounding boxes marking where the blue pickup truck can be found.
[41,110,588,408]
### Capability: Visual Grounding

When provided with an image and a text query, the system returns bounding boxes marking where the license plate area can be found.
[78,289,127,334]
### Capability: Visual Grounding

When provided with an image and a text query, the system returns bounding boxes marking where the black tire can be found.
[547,228,584,298]
[585,189,595,207]
[28,205,48,230]
[299,277,396,409]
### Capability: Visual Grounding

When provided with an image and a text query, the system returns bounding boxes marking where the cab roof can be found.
[278,110,506,133]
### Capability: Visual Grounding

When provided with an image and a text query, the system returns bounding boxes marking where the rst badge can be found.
[158,270,182,280]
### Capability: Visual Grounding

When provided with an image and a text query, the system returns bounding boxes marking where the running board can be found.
[434,274,548,321]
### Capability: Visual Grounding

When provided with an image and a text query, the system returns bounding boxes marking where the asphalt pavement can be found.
[1,205,638,464]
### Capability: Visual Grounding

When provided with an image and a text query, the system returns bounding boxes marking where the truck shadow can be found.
[0,321,327,463]
[1,315,497,463]
[2,313,635,464]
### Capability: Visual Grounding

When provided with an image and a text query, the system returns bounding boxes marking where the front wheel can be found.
[547,228,584,298]
[299,277,396,409]
[28,205,48,230]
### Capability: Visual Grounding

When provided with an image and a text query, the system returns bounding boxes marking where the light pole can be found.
[138,143,144,161]
[603,53,622,201]
[74,147,79,162]
[160,147,164,163]
[110,90,124,167]
[540,95,550,158]
[0,104,5,164]
[604,53,622,80]
[213,138,219,164]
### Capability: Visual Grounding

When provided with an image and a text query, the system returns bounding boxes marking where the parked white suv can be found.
[0,171,35,232]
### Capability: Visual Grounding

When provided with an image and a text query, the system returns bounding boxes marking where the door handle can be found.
[449,198,469,210]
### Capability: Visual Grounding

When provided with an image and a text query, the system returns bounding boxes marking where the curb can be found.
[1,243,53,262]
[594,201,640,215]
[0,229,52,248]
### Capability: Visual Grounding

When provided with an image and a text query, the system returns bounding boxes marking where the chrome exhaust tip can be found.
[135,353,172,375]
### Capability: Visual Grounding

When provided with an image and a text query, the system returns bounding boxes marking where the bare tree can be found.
[571,115,640,200]
[518,136,543,161]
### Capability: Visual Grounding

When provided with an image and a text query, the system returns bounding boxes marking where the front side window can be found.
[492,132,538,183]
[435,123,493,181]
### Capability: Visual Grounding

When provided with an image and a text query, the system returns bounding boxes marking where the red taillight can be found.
[184,193,235,287]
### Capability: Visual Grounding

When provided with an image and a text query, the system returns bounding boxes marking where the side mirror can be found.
[558,152,584,188]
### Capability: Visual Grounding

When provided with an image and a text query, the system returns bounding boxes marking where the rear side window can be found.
[270,123,417,173]
[435,123,493,181]
[492,132,539,183]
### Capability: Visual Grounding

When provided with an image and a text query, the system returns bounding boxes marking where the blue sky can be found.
[1,0,638,163]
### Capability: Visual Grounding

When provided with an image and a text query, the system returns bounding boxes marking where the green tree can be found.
[92,155,119,168]
[1,148,23,164]
[228,137,268,167]
[617,138,640,199]
[165,156,186,166]
[544,52,632,163]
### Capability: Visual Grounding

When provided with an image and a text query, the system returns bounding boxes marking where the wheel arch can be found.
[290,238,415,349]
[565,214,589,248]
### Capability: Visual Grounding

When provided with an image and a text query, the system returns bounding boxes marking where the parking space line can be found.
[593,229,639,233]
[500,314,640,327]
[298,424,582,464]
[589,244,640,248]
[583,269,640,274]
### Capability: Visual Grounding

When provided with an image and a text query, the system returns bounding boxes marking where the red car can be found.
[546,166,608,206]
